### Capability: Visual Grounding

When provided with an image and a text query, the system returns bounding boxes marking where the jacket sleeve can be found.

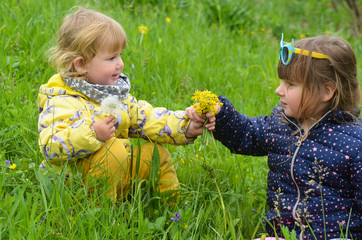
[38,96,102,164]
[212,95,269,156]
[126,95,191,145]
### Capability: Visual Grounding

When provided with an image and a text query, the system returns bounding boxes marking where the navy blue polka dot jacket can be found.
[213,96,361,240]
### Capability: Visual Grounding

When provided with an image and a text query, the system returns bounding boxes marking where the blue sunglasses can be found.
[279,33,329,65]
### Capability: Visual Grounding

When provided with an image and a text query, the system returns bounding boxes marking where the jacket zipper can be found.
[282,111,332,222]
[291,139,302,220]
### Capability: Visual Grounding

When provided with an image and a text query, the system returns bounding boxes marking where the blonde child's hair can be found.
[48,7,127,76]
[277,35,361,136]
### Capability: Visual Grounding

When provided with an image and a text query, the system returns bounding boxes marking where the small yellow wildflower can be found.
[300,33,306,38]
[166,17,171,23]
[184,224,188,229]
[325,30,331,35]
[9,164,16,169]
[235,175,239,179]
[250,31,255,35]
[260,28,265,32]
[191,90,222,116]
[152,91,156,95]
[137,26,148,34]
[260,234,267,240]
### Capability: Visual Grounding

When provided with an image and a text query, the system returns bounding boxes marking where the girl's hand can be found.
[92,115,116,142]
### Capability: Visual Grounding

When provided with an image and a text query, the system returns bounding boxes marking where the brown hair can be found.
[48,7,127,77]
[278,35,360,135]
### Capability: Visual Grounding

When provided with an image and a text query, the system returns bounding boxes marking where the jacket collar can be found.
[279,106,361,132]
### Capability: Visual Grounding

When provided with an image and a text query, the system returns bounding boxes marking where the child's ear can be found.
[73,56,86,72]
[322,82,336,102]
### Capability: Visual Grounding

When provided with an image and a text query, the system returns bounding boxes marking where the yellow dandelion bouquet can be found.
[191,90,222,148]
[192,90,221,116]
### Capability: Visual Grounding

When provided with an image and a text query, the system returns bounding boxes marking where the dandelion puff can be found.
[101,96,123,116]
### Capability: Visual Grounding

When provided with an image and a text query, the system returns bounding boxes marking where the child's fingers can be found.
[186,107,205,122]
[105,115,115,123]
[204,118,216,130]
[207,116,216,123]
[205,125,215,131]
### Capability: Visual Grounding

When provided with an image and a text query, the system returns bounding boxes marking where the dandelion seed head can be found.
[101,96,122,116]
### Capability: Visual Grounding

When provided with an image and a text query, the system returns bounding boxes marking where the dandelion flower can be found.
[101,96,122,116]
[9,164,16,169]
[137,26,148,34]
[191,90,222,149]
[166,17,171,23]
[191,90,222,116]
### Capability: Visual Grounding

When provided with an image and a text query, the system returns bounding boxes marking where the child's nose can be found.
[275,84,283,96]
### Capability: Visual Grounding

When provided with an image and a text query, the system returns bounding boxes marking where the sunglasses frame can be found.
[279,33,329,65]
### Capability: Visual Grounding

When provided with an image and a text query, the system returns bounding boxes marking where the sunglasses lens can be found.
[281,46,289,63]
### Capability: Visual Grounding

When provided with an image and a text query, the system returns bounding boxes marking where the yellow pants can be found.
[77,138,179,200]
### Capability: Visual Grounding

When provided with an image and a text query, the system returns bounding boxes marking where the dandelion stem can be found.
[213,178,227,232]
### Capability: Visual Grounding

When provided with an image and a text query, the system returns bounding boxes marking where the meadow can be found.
[1,0,361,239]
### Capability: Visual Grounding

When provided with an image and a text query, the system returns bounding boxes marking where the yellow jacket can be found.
[38,74,192,165]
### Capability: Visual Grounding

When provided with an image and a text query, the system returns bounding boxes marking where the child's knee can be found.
[140,143,173,167]
[88,138,129,175]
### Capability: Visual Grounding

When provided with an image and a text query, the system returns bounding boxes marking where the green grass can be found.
[1,0,361,239]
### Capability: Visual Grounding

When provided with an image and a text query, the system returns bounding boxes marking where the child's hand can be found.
[185,106,206,123]
[185,106,219,129]
[92,115,116,142]
[185,106,217,138]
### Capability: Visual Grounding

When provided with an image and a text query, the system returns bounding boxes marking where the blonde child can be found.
[38,7,202,200]
[186,34,361,239]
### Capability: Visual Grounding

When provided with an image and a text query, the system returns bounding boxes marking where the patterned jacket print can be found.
[38,74,192,165]
[213,96,361,240]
